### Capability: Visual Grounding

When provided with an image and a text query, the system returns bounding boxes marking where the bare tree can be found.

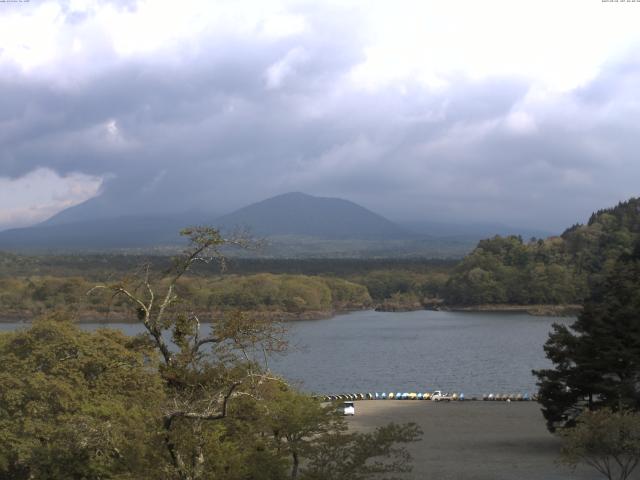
[91,227,286,480]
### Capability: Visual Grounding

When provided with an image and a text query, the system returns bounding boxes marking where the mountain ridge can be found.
[0,191,554,255]
[0,192,410,251]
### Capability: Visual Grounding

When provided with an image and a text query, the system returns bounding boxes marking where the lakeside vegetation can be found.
[0,257,452,322]
[0,274,373,322]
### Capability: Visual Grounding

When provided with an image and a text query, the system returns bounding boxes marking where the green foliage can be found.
[350,269,448,301]
[560,409,640,480]
[204,274,332,312]
[0,273,372,321]
[534,242,640,431]
[0,319,165,479]
[262,386,342,479]
[445,197,640,305]
[444,235,581,305]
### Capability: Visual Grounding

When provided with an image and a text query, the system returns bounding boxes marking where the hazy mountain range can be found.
[0,192,552,256]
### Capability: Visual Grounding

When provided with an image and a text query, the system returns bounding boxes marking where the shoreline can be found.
[375,303,582,317]
[0,303,580,324]
[443,303,582,317]
[0,308,347,324]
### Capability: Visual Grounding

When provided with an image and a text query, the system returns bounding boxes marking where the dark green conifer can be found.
[534,241,640,431]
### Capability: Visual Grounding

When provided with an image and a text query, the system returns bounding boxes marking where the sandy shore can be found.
[346,401,600,480]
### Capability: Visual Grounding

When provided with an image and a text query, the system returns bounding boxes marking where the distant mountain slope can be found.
[40,183,217,227]
[0,192,411,251]
[0,191,551,255]
[216,192,411,240]
[0,214,206,251]
[400,220,554,240]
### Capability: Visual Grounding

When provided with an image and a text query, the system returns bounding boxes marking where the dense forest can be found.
[0,255,453,321]
[0,274,374,322]
[444,197,640,305]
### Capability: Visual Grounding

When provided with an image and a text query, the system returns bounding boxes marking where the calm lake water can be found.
[1,310,570,396]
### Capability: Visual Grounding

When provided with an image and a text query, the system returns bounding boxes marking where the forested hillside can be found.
[444,198,640,305]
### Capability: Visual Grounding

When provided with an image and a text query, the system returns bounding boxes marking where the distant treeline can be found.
[0,274,376,321]
[0,255,454,320]
[0,253,456,278]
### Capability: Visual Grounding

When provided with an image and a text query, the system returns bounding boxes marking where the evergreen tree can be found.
[534,242,640,431]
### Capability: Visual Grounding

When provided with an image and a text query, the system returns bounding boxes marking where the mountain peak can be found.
[273,192,313,199]
[217,193,408,240]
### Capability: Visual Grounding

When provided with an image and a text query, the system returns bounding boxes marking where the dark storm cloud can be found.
[1,4,639,231]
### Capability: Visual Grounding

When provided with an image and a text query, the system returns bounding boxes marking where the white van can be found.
[341,401,355,416]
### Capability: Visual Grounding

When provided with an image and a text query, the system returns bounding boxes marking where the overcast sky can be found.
[1,0,639,232]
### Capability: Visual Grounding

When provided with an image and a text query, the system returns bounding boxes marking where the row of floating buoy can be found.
[320,392,465,401]
[483,393,537,401]
[317,392,537,401]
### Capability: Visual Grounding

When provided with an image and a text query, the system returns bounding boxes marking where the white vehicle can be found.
[341,401,355,415]
[431,390,452,402]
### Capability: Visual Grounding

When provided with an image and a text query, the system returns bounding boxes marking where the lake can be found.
[1,310,569,396]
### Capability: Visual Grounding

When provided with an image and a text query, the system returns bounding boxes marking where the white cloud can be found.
[0,2,64,71]
[349,0,640,92]
[0,168,103,229]
[4,0,639,91]
[260,12,307,38]
[265,47,307,89]
[0,0,310,80]
[504,111,537,135]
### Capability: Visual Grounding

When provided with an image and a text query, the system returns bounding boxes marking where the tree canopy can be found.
[445,197,640,306]
[534,241,640,431]
[0,318,165,479]
[560,409,640,480]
